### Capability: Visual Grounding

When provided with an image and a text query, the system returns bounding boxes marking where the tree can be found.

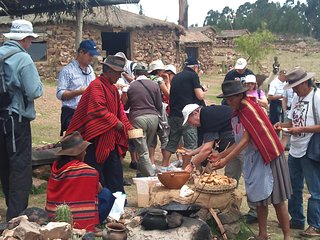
[234,23,276,70]
[305,0,320,39]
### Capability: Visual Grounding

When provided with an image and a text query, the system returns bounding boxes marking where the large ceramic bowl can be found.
[157,171,190,189]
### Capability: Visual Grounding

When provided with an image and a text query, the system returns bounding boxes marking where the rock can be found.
[32,165,51,180]
[166,212,183,229]
[223,222,241,239]
[40,222,72,240]
[12,218,41,240]
[217,202,241,224]
[32,177,47,191]
[128,217,212,240]
[7,216,28,230]
[20,207,49,226]
[2,229,14,239]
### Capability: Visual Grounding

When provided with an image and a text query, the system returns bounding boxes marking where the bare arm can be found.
[211,131,250,170]
[267,94,283,101]
[194,88,205,101]
[61,88,86,101]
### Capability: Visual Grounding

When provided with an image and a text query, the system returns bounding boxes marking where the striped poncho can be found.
[236,97,284,164]
[66,75,132,163]
[46,160,99,231]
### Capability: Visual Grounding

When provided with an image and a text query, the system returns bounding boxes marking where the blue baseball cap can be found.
[79,40,99,56]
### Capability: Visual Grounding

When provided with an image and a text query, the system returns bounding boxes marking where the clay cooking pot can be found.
[157,171,190,189]
[103,222,127,240]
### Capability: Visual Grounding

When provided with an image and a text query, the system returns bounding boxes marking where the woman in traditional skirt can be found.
[211,81,292,240]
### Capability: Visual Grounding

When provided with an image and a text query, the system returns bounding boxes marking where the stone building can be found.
[216,29,250,47]
[0,6,186,81]
[179,29,215,72]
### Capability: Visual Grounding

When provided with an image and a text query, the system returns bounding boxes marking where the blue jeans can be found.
[288,154,320,229]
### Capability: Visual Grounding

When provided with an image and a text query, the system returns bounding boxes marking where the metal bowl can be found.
[157,171,190,189]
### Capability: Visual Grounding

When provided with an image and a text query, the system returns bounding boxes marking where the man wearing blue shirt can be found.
[0,19,43,220]
[56,40,99,136]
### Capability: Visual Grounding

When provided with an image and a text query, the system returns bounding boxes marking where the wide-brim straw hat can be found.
[217,80,249,98]
[55,131,91,156]
[283,67,315,89]
[148,59,165,73]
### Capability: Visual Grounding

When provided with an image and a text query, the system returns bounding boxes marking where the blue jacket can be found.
[0,40,43,120]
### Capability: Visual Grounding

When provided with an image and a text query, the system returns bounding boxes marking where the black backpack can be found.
[0,49,21,110]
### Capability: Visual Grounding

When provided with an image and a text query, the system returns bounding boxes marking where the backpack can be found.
[0,49,21,110]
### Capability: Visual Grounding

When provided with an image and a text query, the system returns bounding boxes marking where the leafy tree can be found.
[234,23,276,70]
[203,0,314,38]
[305,0,320,38]
[204,10,222,28]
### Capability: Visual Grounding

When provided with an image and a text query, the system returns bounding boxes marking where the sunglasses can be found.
[245,82,255,85]
[79,66,92,76]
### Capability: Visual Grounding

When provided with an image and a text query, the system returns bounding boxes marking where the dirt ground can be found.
[0,49,317,239]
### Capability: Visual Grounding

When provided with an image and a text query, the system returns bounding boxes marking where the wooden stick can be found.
[209,208,227,240]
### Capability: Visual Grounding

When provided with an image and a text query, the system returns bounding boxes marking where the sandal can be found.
[300,226,320,238]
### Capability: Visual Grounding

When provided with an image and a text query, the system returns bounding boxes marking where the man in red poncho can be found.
[66,55,132,194]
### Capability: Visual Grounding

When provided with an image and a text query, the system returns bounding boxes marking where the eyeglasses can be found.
[79,66,92,76]
[245,82,255,85]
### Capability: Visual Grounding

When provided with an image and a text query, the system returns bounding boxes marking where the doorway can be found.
[101,32,131,58]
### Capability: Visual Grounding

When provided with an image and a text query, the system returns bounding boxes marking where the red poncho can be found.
[236,97,284,164]
[46,160,99,231]
[66,75,132,163]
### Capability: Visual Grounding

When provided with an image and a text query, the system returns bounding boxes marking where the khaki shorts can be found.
[165,116,198,153]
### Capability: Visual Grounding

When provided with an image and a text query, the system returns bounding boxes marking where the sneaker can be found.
[300,226,320,238]
[244,214,258,224]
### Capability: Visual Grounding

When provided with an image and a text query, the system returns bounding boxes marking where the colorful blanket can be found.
[237,97,284,164]
[46,160,99,231]
[66,75,132,163]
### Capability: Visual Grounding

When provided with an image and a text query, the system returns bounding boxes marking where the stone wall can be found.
[36,24,102,82]
[201,28,216,42]
[132,27,180,67]
[0,23,102,82]
[179,42,215,72]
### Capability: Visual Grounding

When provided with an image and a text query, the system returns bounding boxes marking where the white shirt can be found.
[288,89,320,158]
[268,77,285,96]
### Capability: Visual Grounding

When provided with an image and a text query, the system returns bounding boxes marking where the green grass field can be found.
[0,48,318,239]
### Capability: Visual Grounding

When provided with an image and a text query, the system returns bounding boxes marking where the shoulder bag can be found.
[306,88,320,162]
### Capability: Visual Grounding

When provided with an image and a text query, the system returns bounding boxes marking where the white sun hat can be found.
[3,20,39,40]
[164,64,177,75]
[245,75,256,83]
[148,59,165,73]
[182,104,200,126]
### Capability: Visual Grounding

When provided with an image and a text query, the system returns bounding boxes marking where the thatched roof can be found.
[0,7,185,34]
[188,26,217,34]
[180,30,212,44]
[0,0,139,17]
[217,29,250,38]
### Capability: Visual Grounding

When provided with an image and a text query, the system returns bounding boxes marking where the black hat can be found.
[184,57,199,66]
[217,81,249,98]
